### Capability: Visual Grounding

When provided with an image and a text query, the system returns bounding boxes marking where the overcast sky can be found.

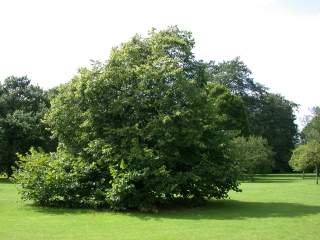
[0,0,319,126]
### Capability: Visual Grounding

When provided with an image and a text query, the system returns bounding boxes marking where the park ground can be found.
[1,174,320,240]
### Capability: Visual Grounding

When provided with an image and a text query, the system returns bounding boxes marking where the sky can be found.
[0,0,319,126]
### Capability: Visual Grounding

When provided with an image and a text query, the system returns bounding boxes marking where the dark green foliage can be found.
[206,83,248,135]
[0,76,56,176]
[15,27,243,210]
[207,57,266,98]
[251,93,298,172]
[208,58,298,172]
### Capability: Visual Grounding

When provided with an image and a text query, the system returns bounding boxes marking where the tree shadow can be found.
[257,174,302,178]
[26,205,102,215]
[129,200,320,221]
[28,200,320,221]
[245,174,316,183]
[0,178,12,184]
[251,178,298,183]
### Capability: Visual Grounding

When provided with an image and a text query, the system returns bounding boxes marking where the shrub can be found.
[14,147,109,208]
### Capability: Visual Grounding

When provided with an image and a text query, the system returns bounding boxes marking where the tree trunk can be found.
[302,170,305,180]
[316,165,319,185]
[6,166,13,179]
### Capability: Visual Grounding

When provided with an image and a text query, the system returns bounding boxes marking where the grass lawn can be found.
[1,174,320,240]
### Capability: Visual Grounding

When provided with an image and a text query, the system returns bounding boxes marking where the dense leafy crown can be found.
[15,27,244,210]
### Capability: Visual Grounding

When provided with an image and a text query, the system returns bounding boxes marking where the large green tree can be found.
[15,27,246,210]
[0,76,55,176]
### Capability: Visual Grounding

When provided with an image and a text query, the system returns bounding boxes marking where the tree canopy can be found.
[15,27,245,210]
[302,107,320,143]
[0,76,55,176]
[290,108,320,184]
[252,93,298,172]
[290,141,320,184]
[208,58,298,172]
[230,136,274,179]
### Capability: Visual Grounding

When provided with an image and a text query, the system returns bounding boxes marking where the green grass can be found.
[1,174,320,240]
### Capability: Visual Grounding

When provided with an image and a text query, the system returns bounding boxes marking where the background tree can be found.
[206,83,248,135]
[230,136,274,179]
[302,107,320,143]
[208,58,298,172]
[289,141,320,184]
[0,76,56,176]
[291,108,320,183]
[289,144,310,179]
[15,27,245,210]
[252,93,298,172]
[207,57,266,98]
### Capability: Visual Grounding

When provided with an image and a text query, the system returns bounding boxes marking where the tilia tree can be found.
[15,27,246,210]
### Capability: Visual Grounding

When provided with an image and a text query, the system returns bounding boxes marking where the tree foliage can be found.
[289,141,320,184]
[252,93,298,172]
[208,58,298,172]
[0,76,55,176]
[230,136,274,179]
[14,147,99,207]
[302,107,320,143]
[291,108,320,183]
[289,144,310,172]
[15,27,245,210]
[207,57,266,98]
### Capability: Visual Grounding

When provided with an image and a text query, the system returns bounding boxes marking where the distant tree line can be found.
[0,27,298,210]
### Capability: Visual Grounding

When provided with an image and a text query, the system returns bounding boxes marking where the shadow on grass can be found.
[28,200,320,221]
[131,200,320,220]
[245,174,316,183]
[0,178,12,184]
[257,174,305,178]
[250,178,298,183]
